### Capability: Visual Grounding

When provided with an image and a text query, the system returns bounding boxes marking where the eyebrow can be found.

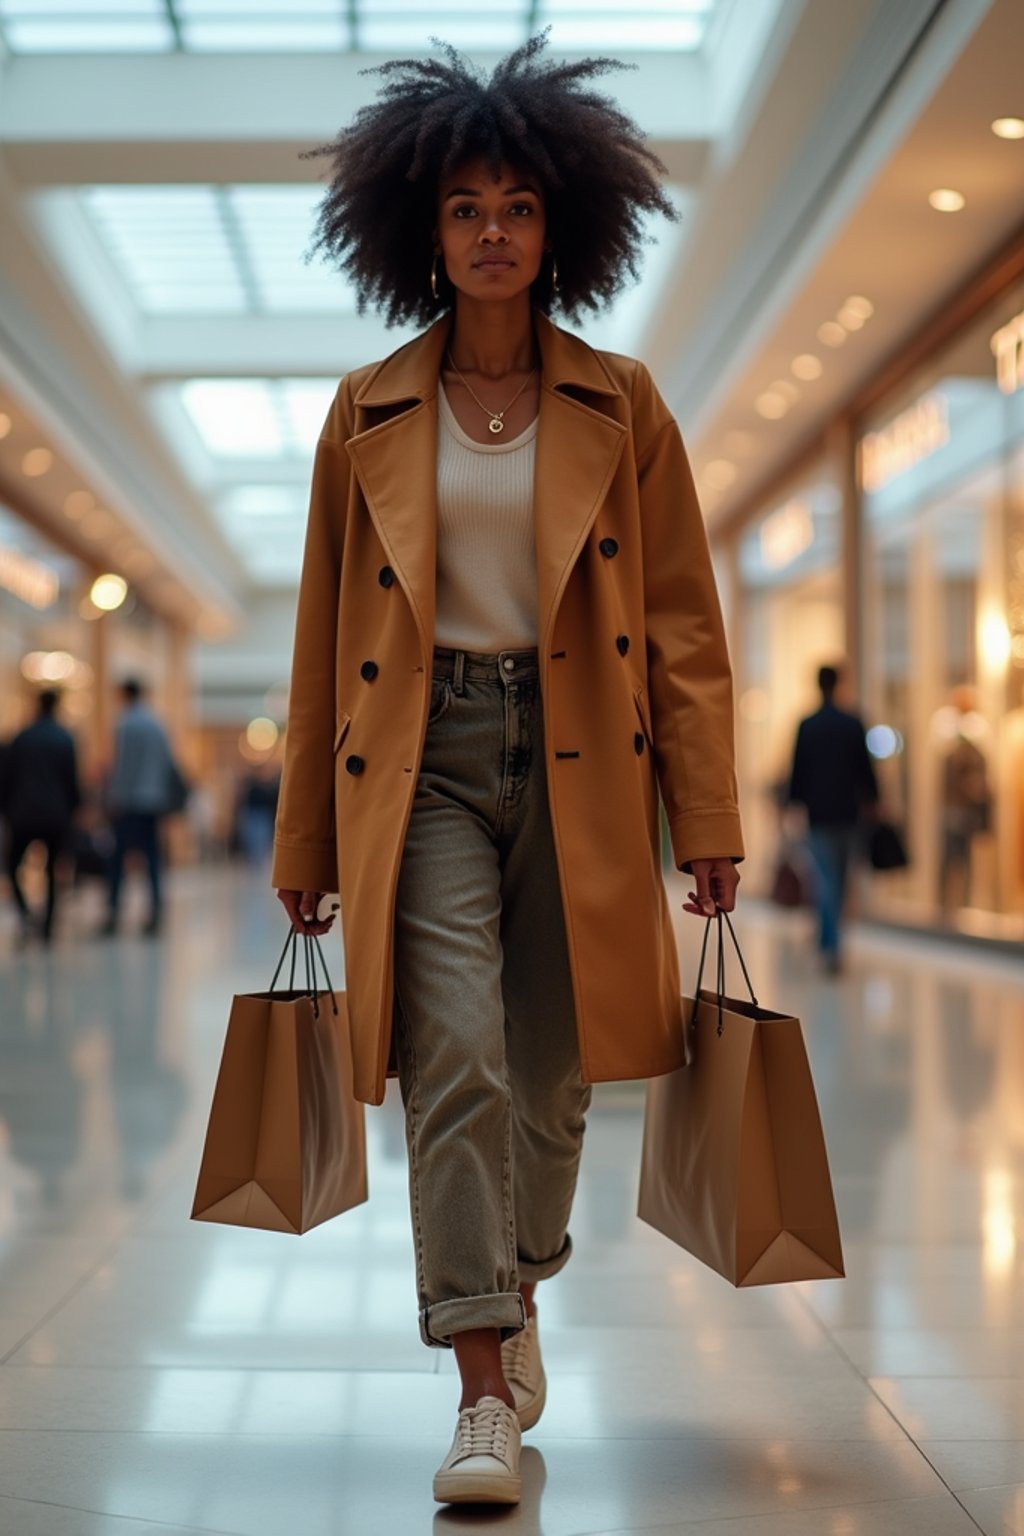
[443,184,539,200]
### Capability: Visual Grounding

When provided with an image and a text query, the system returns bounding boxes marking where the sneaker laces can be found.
[454,1400,512,1462]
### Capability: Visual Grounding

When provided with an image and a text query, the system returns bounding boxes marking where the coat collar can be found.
[352,308,623,408]
[345,308,627,668]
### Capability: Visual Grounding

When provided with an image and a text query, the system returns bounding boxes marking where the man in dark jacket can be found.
[788,665,878,974]
[0,689,81,942]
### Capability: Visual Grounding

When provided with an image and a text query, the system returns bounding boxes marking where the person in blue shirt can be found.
[101,679,177,937]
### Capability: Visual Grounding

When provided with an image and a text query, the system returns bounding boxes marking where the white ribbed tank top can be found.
[434,382,538,652]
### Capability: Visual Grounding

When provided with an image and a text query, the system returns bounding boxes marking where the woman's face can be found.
[434,158,548,303]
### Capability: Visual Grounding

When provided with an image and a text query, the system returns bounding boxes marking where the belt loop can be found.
[453,649,465,695]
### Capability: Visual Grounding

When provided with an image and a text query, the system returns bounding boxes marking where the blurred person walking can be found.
[788,664,878,974]
[273,36,743,1508]
[101,679,178,937]
[0,688,80,943]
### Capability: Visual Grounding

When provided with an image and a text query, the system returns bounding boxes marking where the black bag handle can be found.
[267,928,339,1019]
[690,909,758,1037]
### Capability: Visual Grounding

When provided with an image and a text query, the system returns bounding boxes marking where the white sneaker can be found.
[501,1311,547,1430]
[433,1395,522,1505]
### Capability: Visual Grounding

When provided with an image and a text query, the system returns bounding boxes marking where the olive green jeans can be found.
[393,645,592,1348]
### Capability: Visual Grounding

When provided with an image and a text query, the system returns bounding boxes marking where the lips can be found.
[474,257,515,269]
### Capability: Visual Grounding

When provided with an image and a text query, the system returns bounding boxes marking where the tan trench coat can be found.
[271,308,744,1106]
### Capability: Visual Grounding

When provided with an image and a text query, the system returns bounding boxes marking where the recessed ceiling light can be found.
[818,321,847,348]
[929,188,965,212]
[22,447,53,477]
[772,379,800,404]
[703,459,737,490]
[64,490,95,519]
[792,354,823,381]
[755,390,790,421]
[843,295,874,320]
[992,118,1024,140]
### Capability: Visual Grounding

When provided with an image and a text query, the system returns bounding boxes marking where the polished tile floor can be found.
[1,864,1022,1535]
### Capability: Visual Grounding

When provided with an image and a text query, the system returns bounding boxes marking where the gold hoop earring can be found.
[431,254,440,301]
[551,252,559,290]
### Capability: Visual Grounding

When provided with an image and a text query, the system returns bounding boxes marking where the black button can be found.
[616,634,630,656]
[378,565,395,588]
[599,537,619,558]
[634,732,645,756]
[360,660,378,681]
[345,755,364,775]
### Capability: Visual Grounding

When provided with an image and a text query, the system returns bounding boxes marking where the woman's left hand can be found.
[683,857,739,917]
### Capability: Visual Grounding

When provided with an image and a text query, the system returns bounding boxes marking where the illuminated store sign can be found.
[0,545,59,608]
[991,310,1024,395]
[859,392,950,492]
[760,498,814,571]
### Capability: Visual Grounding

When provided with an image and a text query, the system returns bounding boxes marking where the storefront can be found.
[725,238,1024,944]
[857,276,1024,939]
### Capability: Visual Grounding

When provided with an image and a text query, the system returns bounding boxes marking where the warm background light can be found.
[22,447,53,477]
[817,320,847,347]
[64,490,95,519]
[992,117,1024,140]
[0,413,12,439]
[792,353,823,380]
[929,188,966,211]
[245,716,279,752]
[90,573,128,612]
[755,390,789,420]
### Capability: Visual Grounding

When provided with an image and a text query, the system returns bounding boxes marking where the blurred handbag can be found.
[638,912,844,1287]
[769,851,807,908]
[191,929,367,1234]
[867,819,908,871]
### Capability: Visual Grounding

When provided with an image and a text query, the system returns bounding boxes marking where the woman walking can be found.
[273,34,743,1507]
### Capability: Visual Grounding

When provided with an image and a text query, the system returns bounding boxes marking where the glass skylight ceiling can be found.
[81,186,355,316]
[0,1,717,55]
[180,378,336,458]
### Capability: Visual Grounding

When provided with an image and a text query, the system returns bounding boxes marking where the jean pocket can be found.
[427,677,452,727]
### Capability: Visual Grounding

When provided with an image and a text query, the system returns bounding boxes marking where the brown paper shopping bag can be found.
[638,912,844,1287]
[191,930,367,1234]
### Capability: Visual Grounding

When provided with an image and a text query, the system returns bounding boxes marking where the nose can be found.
[480,223,509,245]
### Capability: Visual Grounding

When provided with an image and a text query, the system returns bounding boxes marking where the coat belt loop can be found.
[453,650,465,695]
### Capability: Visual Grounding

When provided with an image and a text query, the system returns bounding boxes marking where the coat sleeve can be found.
[633,364,745,872]
[271,383,352,894]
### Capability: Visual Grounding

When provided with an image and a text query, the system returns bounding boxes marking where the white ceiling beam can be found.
[0,52,712,185]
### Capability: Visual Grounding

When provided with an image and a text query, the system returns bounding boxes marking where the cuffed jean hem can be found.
[420,1291,528,1349]
[517,1232,574,1284]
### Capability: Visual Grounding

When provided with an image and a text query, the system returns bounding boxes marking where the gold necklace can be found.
[444,350,538,435]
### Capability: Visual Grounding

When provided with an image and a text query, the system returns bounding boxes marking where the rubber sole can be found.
[433,1471,522,1505]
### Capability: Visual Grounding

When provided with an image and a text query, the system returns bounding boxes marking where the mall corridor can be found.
[0,868,1022,1536]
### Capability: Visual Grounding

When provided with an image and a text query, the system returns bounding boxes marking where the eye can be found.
[510,202,535,216]
[452,204,478,219]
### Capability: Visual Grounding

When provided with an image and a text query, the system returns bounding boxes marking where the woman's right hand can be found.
[276,888,336,936]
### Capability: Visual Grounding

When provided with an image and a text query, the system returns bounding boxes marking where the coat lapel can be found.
[532,316,627,651]
[344,308,627,659]
[345,314,452,660]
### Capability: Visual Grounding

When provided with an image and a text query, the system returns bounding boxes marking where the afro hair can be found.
[301,30,678,328]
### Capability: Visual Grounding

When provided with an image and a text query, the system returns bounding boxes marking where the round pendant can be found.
[488,417,504,435]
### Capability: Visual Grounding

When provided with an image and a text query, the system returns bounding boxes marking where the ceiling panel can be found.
[0,0,720,54]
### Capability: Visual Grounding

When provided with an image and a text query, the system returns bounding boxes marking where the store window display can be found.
[859,279,1024,938]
